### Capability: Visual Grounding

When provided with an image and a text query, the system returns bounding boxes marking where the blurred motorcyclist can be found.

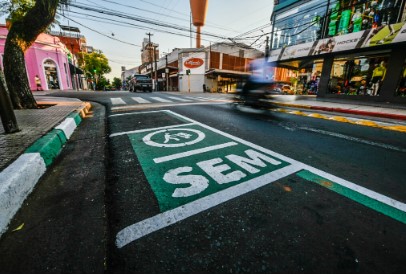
[240,58,275,107]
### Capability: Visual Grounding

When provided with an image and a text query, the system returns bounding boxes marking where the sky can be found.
[2,0,275,80]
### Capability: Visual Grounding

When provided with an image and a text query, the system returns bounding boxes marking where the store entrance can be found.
[275,59,323,95]
[329,54,389,96]
[44,60,60,90]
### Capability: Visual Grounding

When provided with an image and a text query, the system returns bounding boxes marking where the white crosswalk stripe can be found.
[111,98,127,105]
[150,97,173,103]
[131,97,151,104]
[166,96,192,102]
[184,96,208,101]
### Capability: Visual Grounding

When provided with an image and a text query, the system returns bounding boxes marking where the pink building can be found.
[0,25,73,91]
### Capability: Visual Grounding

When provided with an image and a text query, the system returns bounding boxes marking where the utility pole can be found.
[153,45,158,91]
[0,71,19,133]
[146,32,153,80]
[265,36,270,58]
[190,11,192,48]
[165,54,169,91]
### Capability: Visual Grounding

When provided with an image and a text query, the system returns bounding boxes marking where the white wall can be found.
[179,74,205,92]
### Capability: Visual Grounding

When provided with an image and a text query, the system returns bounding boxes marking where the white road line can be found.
[186,96,207,101]
[303,165,406,213]
[299,126,406,153]
[131,97,151,104]
[166,96,192,102]
[110,98,127,105]
[109,110,165,117]
[116,164,302,248]
[109,123,196,138]
[164,110,303,166]
[116,110,406,248]
[150,97,172,103]
[164,110,406,209]
[111,101,227,111]
[154,142,239,163]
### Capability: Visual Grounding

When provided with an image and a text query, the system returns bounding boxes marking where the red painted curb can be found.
[307,106,406,121]
[272,102,406,121]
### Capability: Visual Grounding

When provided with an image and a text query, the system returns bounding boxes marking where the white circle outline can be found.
[143,128,206,147]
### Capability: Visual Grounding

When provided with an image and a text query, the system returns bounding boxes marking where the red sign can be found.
[184,58,204,69]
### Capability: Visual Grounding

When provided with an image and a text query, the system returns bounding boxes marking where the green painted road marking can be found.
[113,110,406,248]
[129,124,290,212]
[297,170,406,224]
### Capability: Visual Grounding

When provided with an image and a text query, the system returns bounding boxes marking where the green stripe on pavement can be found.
[129,124,290,212]
[297,170,406,224]
[25,129,68,167]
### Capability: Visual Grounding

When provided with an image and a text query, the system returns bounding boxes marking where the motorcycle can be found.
[232,81,273,109]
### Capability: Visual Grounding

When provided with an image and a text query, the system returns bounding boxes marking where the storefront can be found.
[270,0,406,102]
[0,25,73,91]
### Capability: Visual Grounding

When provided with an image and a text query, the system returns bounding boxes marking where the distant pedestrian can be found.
[34,75,42,91]
[203,84,206,92]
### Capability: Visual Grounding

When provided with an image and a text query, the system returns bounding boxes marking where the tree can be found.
[112,77,122,90]
[82,50,111,80]
[2,0,69,109]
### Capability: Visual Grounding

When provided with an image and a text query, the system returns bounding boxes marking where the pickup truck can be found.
[129,74,153,92]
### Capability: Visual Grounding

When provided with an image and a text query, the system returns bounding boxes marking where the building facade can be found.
[50,26,90,90]
[269,0,406,103]
[124,43,263,93]
[0,25,73,91]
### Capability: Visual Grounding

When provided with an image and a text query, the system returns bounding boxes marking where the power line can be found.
[67,2,230,41]
[58,13,142,47]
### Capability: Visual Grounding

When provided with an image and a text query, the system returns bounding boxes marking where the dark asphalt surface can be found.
[104,97,406,273]
[0,103,107,273]
[1,91,405,273]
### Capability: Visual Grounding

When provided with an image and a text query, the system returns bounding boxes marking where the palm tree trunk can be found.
[3,0,60,109]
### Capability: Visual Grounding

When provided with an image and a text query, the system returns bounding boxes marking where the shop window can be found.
[327,0,403,37]
[396,59,406,97]
[274,60,323,95]
[272,0,327,49]
[329,54,389,96]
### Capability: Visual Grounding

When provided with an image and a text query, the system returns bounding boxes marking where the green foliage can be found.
[112,77,122,90]
[96,76,109,90]
[1,0,35,22]
[82,50,112,78]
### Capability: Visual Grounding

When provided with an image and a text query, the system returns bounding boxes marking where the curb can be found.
[273,102,406,121]
[0,102,92,237]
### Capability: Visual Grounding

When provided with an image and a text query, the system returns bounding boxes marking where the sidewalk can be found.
[0,96,91,236]
[266,95,406,121]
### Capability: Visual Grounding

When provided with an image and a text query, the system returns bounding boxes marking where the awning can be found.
[69,63,84,75]
[205,69,251,77]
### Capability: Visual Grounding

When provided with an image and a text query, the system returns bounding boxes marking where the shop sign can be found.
[274,22,406,61]
[184,58,204,69]
[363,22,406,47]
[268,49,283,62]
[312,31,366,55]
[280,41,316,60]
[181,52,205,75]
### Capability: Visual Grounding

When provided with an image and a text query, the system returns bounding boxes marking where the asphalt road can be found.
[1,91,405,273]
[101,93,405,273]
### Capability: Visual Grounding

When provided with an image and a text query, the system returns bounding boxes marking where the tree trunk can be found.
[3,39,35,109]
[0,70,19,133]
[4,0,60,109]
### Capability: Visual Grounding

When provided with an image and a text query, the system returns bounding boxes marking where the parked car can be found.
[129,74,153,92]
[268,82,294,95]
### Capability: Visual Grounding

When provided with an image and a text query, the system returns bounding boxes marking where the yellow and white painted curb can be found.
[273,108,406,133]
